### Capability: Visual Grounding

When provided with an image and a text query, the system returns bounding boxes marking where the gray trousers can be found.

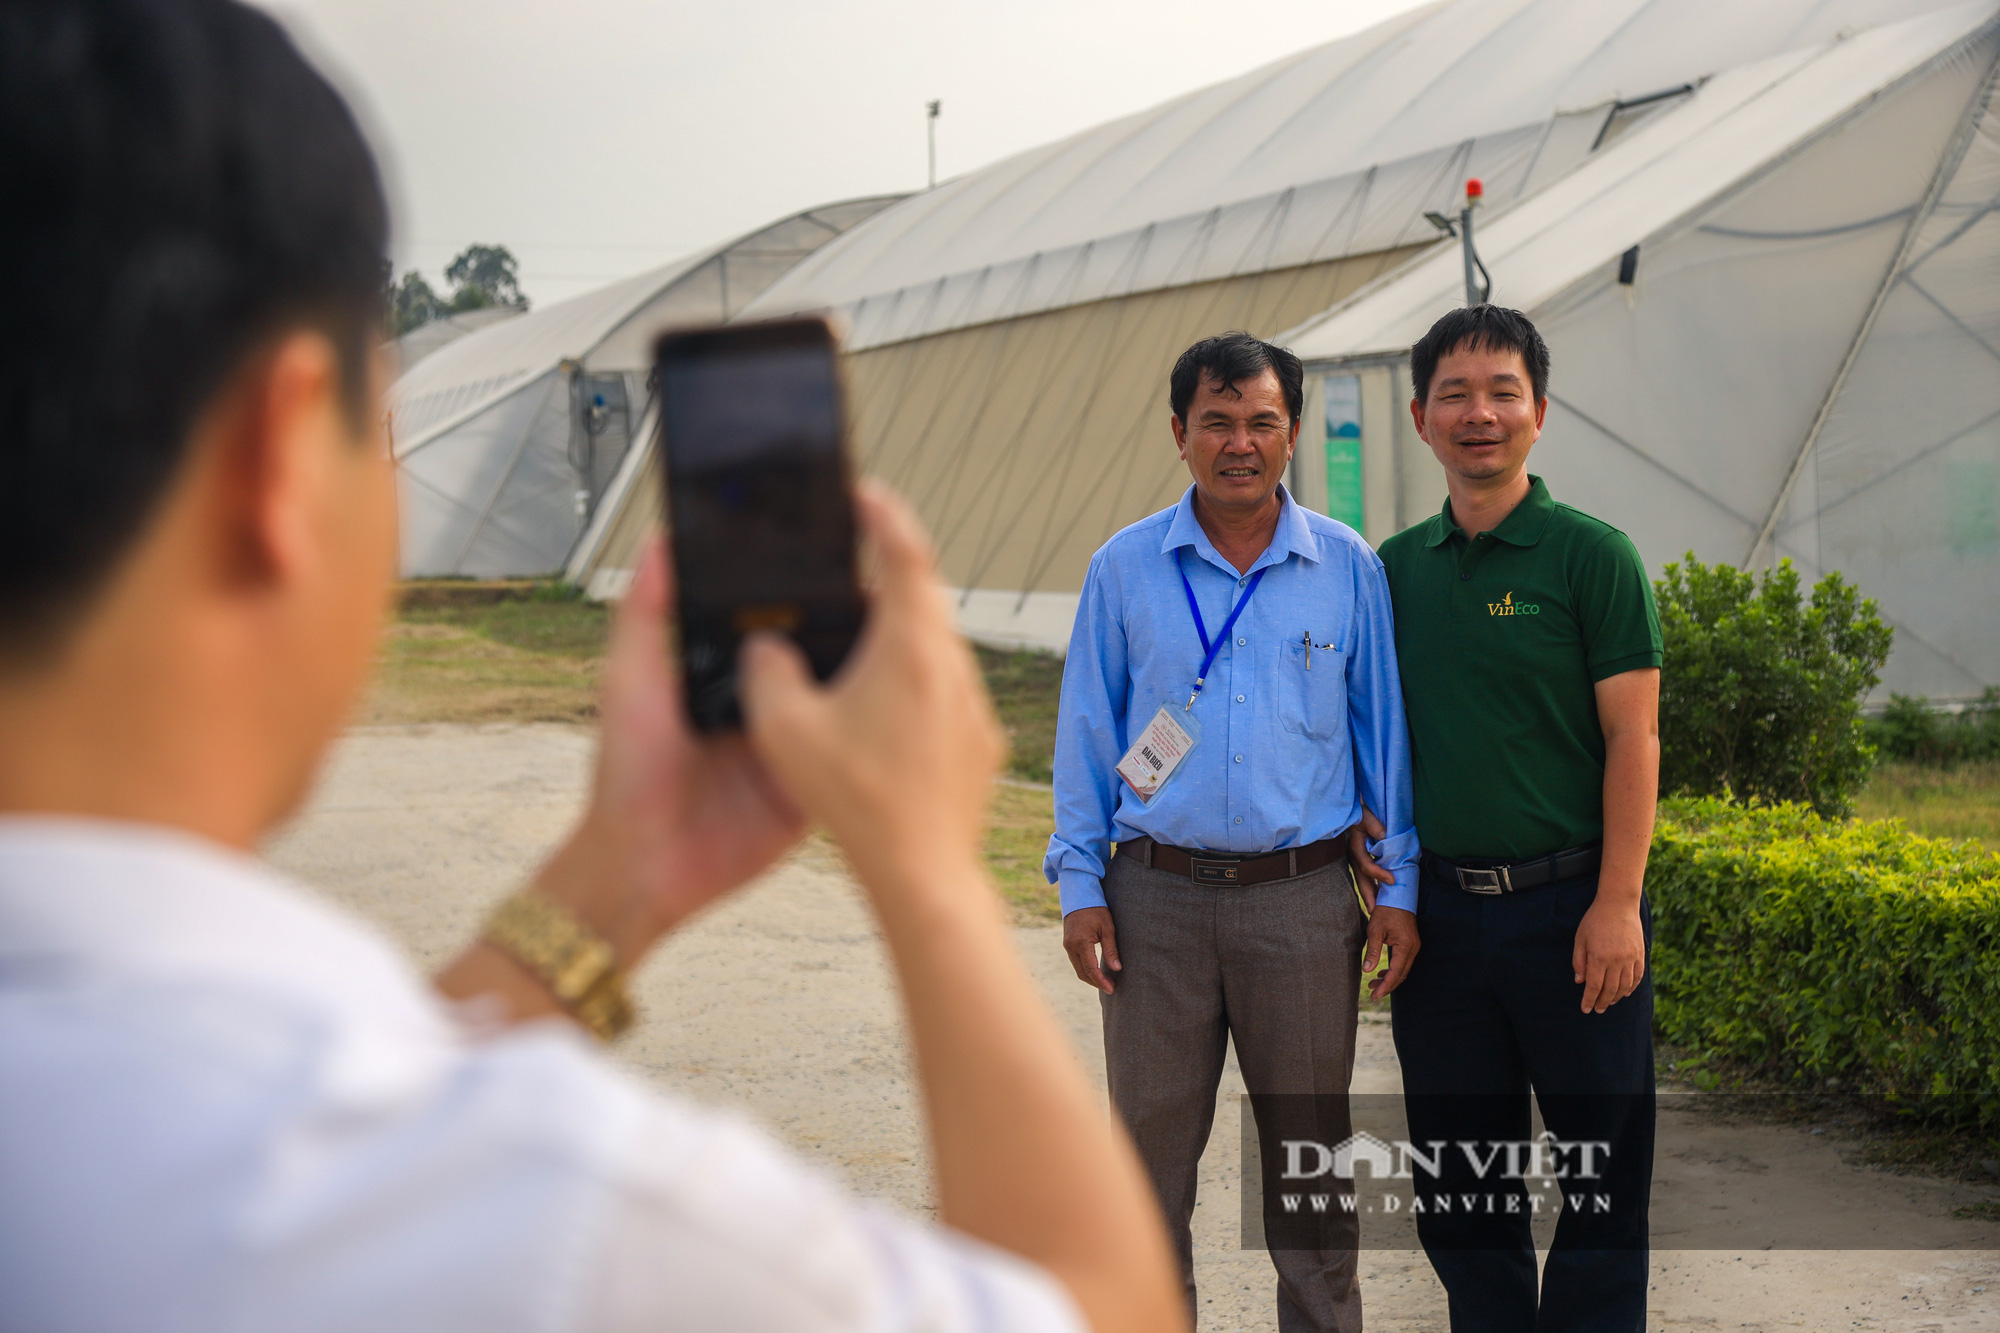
[1100,850,1367,1333]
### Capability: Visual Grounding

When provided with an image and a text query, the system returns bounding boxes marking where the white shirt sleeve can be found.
[576,1055,1086,1333]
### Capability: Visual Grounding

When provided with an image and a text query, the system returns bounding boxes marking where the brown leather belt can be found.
[1116,836,1343,886]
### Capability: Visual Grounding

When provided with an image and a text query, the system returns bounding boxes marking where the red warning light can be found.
[1466,177,1485,200]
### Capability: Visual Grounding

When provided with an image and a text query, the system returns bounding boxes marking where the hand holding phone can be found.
[738,484,1007,892]
[655,317,865,731]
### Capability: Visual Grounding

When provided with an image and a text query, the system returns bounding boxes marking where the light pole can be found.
[1424,177,1492,307]
[927,100,941,189]
[1459,177,1491,307]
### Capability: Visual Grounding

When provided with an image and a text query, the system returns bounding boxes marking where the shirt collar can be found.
[1423,474,1556,548]
[1160,484,1321,576]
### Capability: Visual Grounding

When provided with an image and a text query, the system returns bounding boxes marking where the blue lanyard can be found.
[1177,557,1267,709]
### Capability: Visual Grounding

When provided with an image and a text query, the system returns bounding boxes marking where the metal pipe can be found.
[1461,206,1477,306]
[926,100,941,189]
[1459,178,1490,306]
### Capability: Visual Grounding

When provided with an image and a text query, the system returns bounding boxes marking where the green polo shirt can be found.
[1377,475,1661,860]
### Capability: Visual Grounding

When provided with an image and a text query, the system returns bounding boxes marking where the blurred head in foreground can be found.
[0,0,395,839]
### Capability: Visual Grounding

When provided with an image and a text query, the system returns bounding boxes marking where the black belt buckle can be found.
[1456,865,1512,895]
[1191,855,1243,884]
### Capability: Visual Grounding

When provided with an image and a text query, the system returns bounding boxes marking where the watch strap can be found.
[481,889,635,1041]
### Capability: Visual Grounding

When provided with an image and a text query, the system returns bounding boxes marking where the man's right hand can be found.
[1063,906,1121,994]
[1348,807,1420,997]
[1364,905,1419,999]
[738,483,1004,892]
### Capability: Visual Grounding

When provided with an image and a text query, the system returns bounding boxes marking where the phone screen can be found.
[656,319,863,730]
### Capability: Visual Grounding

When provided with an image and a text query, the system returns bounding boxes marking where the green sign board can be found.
[1323,373,1364,531]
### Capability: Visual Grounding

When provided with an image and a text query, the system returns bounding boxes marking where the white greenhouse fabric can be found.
[391,264,690,453]
[1287,3,2000,697]
[1285,5,1996,358]
[389,196,903,577]
[1802,44,2000,698]
[742,0,1977,350]
[390,306,525,375]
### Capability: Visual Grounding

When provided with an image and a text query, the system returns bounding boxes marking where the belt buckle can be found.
[1457,865,1511,895]
[1190,855,1243,885]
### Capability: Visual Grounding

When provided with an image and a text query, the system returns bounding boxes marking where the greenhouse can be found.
[388,194,903,578]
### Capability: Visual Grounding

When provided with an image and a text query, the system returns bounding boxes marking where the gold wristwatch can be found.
[481,890,635,1041]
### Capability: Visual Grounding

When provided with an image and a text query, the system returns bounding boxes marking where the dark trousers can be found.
[1390,862,1654,1333]
[1101,851,1366,1333]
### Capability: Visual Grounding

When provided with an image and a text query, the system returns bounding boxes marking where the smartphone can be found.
[654,317,864,731]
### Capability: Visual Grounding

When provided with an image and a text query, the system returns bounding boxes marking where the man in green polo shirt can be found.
[1351,306,1661,1333]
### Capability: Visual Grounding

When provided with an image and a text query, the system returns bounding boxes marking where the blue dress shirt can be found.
[1043,486,1419,915]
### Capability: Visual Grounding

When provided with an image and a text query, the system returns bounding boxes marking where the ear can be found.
[1408,395,1429,445]
[1170,413,1189,462]
[1284,413,1300,463]
[210,332,347,593]
[1532,395,1549,434]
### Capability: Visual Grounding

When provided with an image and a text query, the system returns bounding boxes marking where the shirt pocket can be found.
[1280,636,1348,740]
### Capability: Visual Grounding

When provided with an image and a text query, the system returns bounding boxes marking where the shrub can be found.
[1654,554,1892,817]
[1649,797,2000,1123]
[1868,689,2000,766]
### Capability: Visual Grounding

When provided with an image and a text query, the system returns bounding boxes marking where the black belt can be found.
[1423,843,1601,895]
[1117,836,1342,886]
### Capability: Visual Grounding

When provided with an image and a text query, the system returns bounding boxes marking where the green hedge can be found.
[1867,688,2000,765]
[1649,797,2000,1122]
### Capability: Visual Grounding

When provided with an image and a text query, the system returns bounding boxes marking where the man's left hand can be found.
[1572,896,1646,1013]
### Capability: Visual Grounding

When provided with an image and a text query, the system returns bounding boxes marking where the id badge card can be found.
[1115,701,1201,803]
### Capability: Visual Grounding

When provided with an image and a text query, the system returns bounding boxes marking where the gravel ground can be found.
[264,722,2000,1332]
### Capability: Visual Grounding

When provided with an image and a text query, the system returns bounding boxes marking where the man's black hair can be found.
[1409,306,1550,405]
[0,0,390,656]
[1169,332,1304,425]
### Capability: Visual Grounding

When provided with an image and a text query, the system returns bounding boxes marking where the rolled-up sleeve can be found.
[1345,552,1420,911]
[1042,552,1128,916]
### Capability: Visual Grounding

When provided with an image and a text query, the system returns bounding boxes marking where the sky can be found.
[266,0,1435,306]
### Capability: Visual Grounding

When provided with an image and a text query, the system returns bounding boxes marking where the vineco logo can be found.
[1488,590,1541,617]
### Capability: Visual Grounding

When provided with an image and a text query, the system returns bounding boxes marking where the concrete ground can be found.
[265,722,2000,1332]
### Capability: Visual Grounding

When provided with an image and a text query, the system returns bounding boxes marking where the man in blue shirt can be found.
[1044,332,1420,1332]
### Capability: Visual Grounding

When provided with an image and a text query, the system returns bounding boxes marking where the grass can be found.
[363,581,610,725]
[974,645,1066,784]
[1852,760,2000,853]
[368,587,1068,771]
[986,783,1061,920]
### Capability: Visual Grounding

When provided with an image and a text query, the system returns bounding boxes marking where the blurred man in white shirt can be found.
[0,3,1183,1331]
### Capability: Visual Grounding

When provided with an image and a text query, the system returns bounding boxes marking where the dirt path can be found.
[265,723,2000,1332]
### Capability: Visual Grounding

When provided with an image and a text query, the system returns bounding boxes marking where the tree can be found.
[1655,553,1892,817]
[444,244,527,312]
[390,270,445,335]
